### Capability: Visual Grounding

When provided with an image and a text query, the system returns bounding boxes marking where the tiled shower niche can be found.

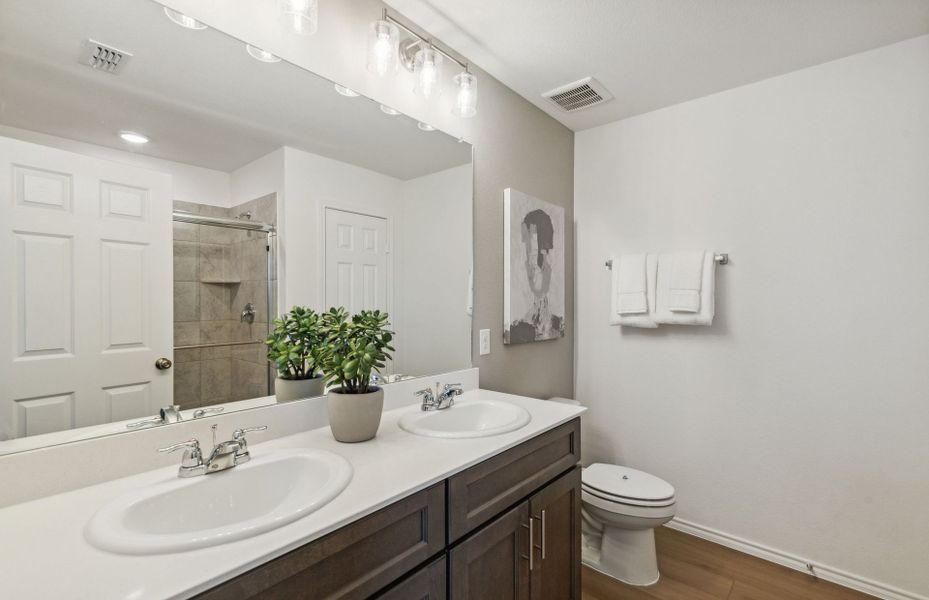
[172,194,277,409]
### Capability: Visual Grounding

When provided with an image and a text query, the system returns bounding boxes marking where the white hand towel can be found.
[616,254,648,314]
[655,251,716,326]
[668,251,704,312]
[610,254,658,328]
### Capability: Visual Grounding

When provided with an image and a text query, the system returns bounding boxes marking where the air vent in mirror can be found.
[82,39,133,74]
[542,77,613,112]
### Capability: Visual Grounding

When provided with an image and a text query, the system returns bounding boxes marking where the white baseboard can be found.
[665,518,927,600]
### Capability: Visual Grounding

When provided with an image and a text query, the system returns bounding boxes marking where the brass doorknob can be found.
[155,357,173,370]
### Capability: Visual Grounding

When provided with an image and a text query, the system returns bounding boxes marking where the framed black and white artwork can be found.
[503,188,565,344]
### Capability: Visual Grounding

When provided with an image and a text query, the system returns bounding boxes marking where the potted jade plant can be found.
[266,306,326,402]
[318,307,395,443]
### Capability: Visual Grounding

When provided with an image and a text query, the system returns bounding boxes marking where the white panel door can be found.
[0,137,172,440]
[324,208,388,315]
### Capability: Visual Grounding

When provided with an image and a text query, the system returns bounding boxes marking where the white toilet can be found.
[581,463,676,586]
[549,397,676,586]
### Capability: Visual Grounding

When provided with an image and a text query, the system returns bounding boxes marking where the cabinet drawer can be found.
[195,483,446,600]
[374,556,447,600]
[447,419,580,542]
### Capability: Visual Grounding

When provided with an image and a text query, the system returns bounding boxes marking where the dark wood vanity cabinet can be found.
[448,467,581,600]
[195,419,581,600]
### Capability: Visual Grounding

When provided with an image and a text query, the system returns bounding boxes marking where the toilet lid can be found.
[582,463,675,503]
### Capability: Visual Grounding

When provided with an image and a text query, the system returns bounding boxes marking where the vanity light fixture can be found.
[367,9,478,117]
[379,104,401,116]
[413,45,443,99]
[452,70,478,118]
[279,0,318,36]
[163,8,207,30]
[367,17,399,76]
[119,131,149,144]
[417,122,435,132]
[246,44,281,63]
[334,84,360,97]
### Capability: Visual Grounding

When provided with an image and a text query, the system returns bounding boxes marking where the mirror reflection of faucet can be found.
[126,405,183,429]
[416,382,464,411]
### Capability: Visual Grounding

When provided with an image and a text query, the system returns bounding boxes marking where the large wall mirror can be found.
[0,0,473,454]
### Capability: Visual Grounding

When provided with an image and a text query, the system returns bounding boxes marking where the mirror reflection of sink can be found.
[398,399,531,439]
[84,448,352,555]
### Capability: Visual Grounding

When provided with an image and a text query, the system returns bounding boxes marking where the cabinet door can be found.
[530,467,581,600]
[449,502,530,600]
[375,556,446,600]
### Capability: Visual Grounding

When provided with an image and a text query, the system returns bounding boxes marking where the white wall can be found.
[398,164,473,375]
[230,148,284,207]
[0,124,231,207]
[575,35,929,597]
[280,146,402,312]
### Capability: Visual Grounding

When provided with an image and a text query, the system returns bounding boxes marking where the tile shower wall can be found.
[173,194,277,409]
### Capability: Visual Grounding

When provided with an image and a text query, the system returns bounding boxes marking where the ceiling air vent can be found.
[82,39,133,74]
[542,77,613,112]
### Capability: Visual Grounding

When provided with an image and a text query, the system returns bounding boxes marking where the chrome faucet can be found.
[416,382,464,411]
[158,424,268,478]
[126,405,183,429]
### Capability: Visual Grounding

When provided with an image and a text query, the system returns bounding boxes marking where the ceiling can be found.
[386,0,929,131]
[0,0,471,179]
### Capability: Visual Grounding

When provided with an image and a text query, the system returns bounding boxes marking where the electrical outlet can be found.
[479,329,491,355]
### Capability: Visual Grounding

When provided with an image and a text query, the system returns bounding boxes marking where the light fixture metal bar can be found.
[382,9,469,72]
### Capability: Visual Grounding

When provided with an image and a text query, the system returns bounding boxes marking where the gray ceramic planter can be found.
[327,386,384,443]
[275,376,325,402]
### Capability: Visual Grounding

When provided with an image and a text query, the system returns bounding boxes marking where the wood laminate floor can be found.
[581,526,876,600]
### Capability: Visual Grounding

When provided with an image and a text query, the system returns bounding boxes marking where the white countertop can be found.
[0,390,584,600]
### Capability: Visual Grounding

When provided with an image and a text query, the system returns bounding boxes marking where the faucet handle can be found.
[415,388,434,398]
[192,406,224,419]
[231,426,267,463]
[443,383,463,393]
[232,425,268,440]
[158,439,201,454]
[158,439,203,470]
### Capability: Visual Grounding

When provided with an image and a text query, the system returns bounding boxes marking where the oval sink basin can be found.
[398,399,531,439]
[85,448,352,555]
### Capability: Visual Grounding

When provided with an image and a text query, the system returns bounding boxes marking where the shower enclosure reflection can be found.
[172,196,277,410]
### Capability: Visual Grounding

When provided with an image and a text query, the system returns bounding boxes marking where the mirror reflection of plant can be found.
[319,307,395,394]
[266,306,324,380]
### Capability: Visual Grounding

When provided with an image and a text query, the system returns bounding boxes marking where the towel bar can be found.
[605,253,728,270]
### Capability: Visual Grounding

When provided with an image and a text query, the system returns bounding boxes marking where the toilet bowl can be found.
[580,463,676,586]
[547,397,676,586]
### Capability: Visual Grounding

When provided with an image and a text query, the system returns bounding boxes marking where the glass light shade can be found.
[367,20,399,76]
[246,44,281,63]
[452,71,478,118]
[279,0,318,35]
[413,46,443,98]
[163,8,207,30]
[334,84,360,97]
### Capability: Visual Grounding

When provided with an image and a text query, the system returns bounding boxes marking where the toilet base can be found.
[582,526,660,587]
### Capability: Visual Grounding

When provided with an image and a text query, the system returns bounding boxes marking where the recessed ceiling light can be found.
[246,44,281,63]
[119,131,149,145]
[417,122,435,132]
[164,8,207,30]
[379,104,400,116]
[334,84,360,97]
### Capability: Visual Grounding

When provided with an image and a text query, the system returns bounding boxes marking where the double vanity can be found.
[0,390,584,599]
